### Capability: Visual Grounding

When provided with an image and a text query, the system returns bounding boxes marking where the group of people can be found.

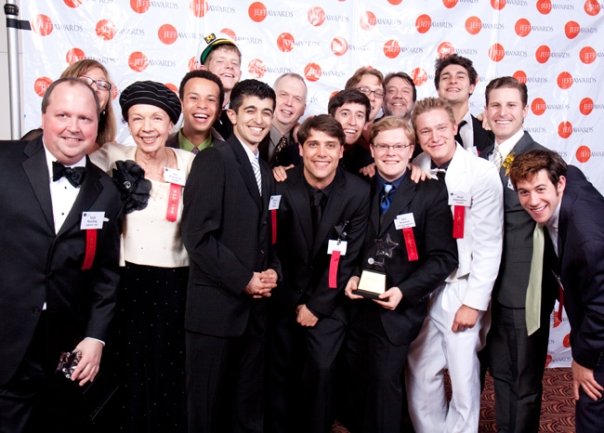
[0,31,603,433]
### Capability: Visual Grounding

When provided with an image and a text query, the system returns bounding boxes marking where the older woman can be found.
[90,80,192,433]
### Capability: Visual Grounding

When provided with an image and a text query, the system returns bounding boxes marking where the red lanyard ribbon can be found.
[271,209,277,245]
[82,229,97,270]
[166,183,182,222]
[453,205,465,239]
[328,250,341,289]
[402,228,419,261]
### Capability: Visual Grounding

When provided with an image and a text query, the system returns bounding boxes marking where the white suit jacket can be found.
[414,144,503,311]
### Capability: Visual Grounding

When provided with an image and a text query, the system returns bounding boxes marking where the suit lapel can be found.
[287,168,314,252]
[230,137,262,209]
[22,139,55,231]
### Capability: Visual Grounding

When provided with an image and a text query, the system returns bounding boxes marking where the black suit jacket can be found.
[485,132,556,308]
[182,135,278,338]
[258,127,301,168]
[554,166,604,369]
[0,138,122,386]
[470,114,495,159]
[273,166,370,318]
[359,175,458,345]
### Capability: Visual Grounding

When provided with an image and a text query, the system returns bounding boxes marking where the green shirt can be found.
[178,129,213,153]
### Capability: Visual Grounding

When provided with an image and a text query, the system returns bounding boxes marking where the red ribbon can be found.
[271,209,277,245]
[328,250,341,289]
[166,183,182,222]
[556,283,565,323]
[402,228,419,261]
[82,229,97,271]
[453,205,465,239]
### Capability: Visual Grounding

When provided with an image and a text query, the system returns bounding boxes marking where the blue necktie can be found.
[380,183,394,214]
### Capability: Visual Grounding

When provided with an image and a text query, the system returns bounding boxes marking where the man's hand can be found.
[260,268,278,286]
[451,304,480,332]
[345,276,363,300]
[409,163,430,183]
[359,163,376,178]
[70,338,103,386]
[245,272,276,298]
[296,304,319,327]
[572,359,604,401]
[374,287,403,310]
[273,164,294,182]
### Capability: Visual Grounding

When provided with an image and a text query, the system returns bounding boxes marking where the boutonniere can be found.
[112,160,152,214]
[502,152,515,176]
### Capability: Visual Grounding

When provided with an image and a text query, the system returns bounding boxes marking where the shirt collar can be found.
[178,129,212,152]
[496,128,524,161]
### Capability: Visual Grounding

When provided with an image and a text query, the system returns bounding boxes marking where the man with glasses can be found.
[406,98,503,433]
[343,116,458,433]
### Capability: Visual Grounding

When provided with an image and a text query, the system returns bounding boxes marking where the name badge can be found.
[164,167,186,186]
[327,239,348,256]
[269,194,282,210]
[448,191,471,207]
[394,213,415,230]
[80,212,105,230]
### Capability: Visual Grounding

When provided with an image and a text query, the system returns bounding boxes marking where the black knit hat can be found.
[119,80,181,124]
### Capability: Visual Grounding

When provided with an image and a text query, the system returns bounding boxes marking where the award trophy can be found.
[357,233,399,299]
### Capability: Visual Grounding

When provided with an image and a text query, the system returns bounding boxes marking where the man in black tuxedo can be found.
[182,79,279,433]
[510,150,604,433]
[483,76,556,433]
[266,115,369,433]
[0,78,122,433]
[344,116,458,433]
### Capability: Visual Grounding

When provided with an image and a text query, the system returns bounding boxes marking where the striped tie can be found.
[251,154,262,195]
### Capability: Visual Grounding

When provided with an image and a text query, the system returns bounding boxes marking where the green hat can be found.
[200,33,237,64]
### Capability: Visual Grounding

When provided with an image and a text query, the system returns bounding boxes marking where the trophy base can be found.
[357,269,386,299]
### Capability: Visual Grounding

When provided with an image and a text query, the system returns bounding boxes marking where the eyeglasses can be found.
[372,143,413,152]
[357,87,384,98]
[79,75,112,92]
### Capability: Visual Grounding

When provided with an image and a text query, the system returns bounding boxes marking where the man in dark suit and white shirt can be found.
[266,115,369,433]
[0,78,122,433]
[182,79,279,433]
[510,149,604,433]
[344,116,458,433]
[483,76,556,433]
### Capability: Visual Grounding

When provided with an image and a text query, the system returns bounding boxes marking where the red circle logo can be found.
[158,24,178,45]
[411,67,428,86]
[66,48,85,65]
[31,14,53,36]
[96,19,117,41]
[220,28,237,41]
[579,97,594,115]
[383,40,401,59]
[416,14,432,34]
[576,145,591,163]
[128,51,149,72]
[562,333,571,348]
[360,11,377,30]
[536,0,552,14]
[249,2,267,22]
[437,42,455,59]
[558,121,573,139]
[190,0,208,17]
[580,46,596,64]
[535,45,551,64]
[545,354,552,368]
[489,43,505,62]
[465,16,482,35]
[165,83,178,94]
[531,97,546,116]
[308,6,326,26]
[64,0,83,7]
[557,71,573,90]
[584,0,601,16]
[515,18,531,37]
[130,0,150,13]
[34,77,53,97]
[513,70,527,83]
[304,63,322,82]
[443,0,459,8]
[277,32,295,52]
[331,37,348,56]
[564,21,580,39]
[188,56,201,71]
[248,59,266,79]
[388,0,403,4]
[490,0,506,10]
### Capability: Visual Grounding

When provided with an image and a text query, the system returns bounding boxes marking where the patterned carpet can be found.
[333,368,576,433]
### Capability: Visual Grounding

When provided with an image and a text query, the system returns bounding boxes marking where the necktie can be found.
[311,189,325,232]
[454,120,467,147]
[380,183,394,214]
[491,144,503,168]
[525,223,544,335]
[272,135,288,163]
[250,155,262,195]
[52,161,86,187]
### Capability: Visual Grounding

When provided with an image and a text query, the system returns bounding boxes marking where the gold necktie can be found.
[525,223,544,335]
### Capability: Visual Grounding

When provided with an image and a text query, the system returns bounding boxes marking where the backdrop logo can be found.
[64,0,83,7]
[158,24,178,44]
[513,70,527,83]
[165,83,178,94]
[304,63,322,82]
[128,51,149,72]
[515,18,531,37]
[443,0,459,7]
[360,11,376,30]
[565,21,580,39]
[221,28,236,40]
[556,71,573,89]
[490,0,506,10]
[580,97,594,115]
[31,14,53,36]
[558,121,572,139]
[437,42,455,58]
[383,40,400,59]
[277,33,294,52]
[536,0,552,14]
[531,97,546,115]
[96,19,117,40]
[249,2,267,22]
[190,0,208,17]
[576,145,591,162]
[387,0,403,4]
[130,0,150,13]
[411,67,428,86]
[66,48,85,64]
[34,77,53,97]
[331,37,348,56]
[416,14,431,34]
[465,16,482,35]
[308,6,325,26]
[580,46,596,64]
[489,43,505,61]
[188,56,201,71]
[535,45,551,63]
[248,59,266,78]
[584,0,600,16]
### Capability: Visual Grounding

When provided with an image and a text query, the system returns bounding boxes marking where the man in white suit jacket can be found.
[406,97,503,433]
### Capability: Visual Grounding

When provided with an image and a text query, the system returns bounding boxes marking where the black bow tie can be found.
[52,161,86,187]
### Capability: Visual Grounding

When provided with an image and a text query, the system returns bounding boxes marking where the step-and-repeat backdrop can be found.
[18,0,604,367]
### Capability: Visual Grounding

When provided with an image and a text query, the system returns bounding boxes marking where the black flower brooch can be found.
[112,160,151,214]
